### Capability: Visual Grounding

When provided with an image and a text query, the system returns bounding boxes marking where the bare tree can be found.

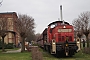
[16,14,35,52]
[73,11,90,47]
[26,30,36,43]
[72,18,82,31]
[0,0,3,7]
[35,33,41,41]
[0,17,8,52]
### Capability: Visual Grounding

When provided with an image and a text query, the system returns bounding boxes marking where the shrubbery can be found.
[5,43,14,49]
[0,40,14,49]
[82,47,90,54]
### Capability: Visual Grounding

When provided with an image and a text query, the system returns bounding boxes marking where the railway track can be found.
[40,48,90,60]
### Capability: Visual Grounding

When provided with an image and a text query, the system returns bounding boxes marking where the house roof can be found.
[0,12,18,18]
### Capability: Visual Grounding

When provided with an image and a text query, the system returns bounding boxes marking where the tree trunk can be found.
[80,38,81,49]
[86,36,89,47]
[2,37,5,52]
[21,37,25,52]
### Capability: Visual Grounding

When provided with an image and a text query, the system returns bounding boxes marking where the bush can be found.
[0,39,14,49]
[82,47,90,54]
[5,43,14,49]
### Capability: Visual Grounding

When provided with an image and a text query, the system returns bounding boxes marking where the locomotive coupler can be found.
[65,38,69,56]
[65,46,69,56]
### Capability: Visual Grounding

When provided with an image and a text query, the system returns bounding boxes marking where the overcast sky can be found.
[0,0,90,34]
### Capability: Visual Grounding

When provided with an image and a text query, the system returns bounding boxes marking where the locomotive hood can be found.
[48,21,70,26]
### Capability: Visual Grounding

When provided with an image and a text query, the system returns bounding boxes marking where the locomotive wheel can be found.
[46,45,50,53]
[48,45,51,53]
[69,54,73,57]
[55,51,65,58]
[44,45,46,51]
[55,53,59,58]
[46,45,48,51]
[69,50,74,57]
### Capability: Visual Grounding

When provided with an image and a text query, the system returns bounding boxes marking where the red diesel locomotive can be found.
[37,21,78,57]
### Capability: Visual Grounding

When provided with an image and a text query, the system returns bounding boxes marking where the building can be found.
[0,12,19,47]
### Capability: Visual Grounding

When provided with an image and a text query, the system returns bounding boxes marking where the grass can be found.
[0,47,90,60]
[0,52,32,60]
[0,48,32,60]
[73,51,90,60]
[41,48,90,60]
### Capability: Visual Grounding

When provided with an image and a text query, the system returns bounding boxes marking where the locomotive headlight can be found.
[53,43,55,44]
[66,44,68,46]
[77,42,79,43]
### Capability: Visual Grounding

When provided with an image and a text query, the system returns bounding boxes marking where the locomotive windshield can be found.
[50,23,57,28]
[58,29,72,32]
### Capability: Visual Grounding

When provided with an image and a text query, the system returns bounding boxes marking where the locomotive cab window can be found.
[50,23,57,28]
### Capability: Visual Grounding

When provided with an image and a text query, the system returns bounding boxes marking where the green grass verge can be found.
[73,51,90,60]
[1,47,90,60]
[0,52,32,60]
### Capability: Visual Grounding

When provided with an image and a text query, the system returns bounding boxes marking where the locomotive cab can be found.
[47,21,78,56]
